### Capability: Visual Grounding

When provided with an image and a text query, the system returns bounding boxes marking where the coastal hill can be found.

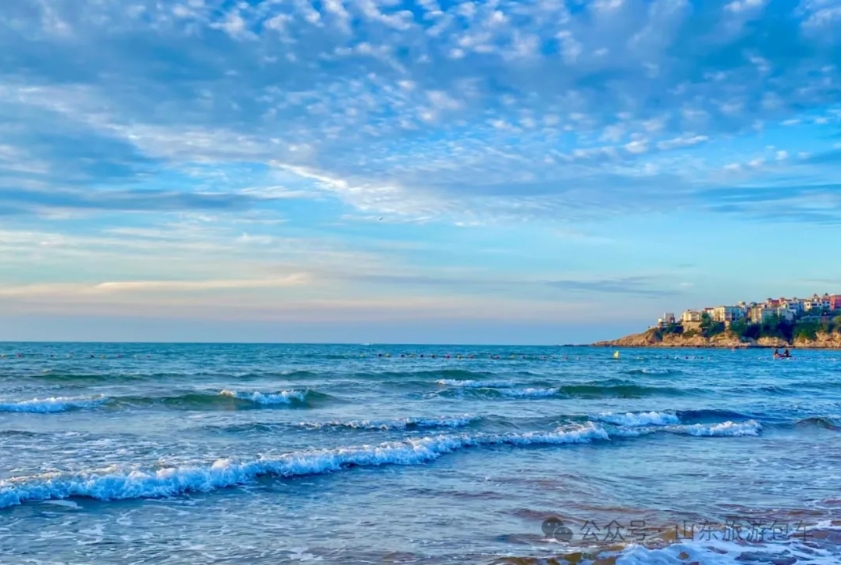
[595,296,841,348]
[594,328,841,349]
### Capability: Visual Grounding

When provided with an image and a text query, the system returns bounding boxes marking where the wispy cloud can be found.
[548,277,685,297]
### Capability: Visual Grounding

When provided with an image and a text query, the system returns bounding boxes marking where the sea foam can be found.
[594,411,681,427]
[435,379,517,388]
[0,424,608,509]
[0,396,106,413]
[610,420,762,438]
[219,389,308,405]
[497,387,559,398]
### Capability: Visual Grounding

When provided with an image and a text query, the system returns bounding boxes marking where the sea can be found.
[1,343,840,565]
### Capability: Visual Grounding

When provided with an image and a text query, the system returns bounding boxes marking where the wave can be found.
[211,415,481,434]
[674,420,762,436]
[0,396,106,413]
[557,383,690,398]
[0,389,330,413]
[0,419,768,509]
[675,408,753,422]
[436,379,517,388]
[611,420,762,438]
[298,415,480,431]
[436,387,559,400]
[436,382,690,400]
[620,368,684,376]
[0,424,608,509]
[593,411,680,427]
[794,416,841,430]
[143,390,330,409]
[608,521,841,565]
[219,389,308,405]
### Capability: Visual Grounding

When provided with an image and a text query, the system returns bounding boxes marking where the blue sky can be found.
[1,0,840,344]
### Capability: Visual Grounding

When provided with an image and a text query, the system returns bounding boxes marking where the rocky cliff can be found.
[593,330,841,349]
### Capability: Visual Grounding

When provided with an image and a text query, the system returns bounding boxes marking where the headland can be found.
[594,292,841,349]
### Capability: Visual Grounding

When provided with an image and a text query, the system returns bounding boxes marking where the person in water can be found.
[783,348,791,358]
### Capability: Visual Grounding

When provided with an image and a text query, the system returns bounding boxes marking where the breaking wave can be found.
[0,396,107,413]
[435,379,518,388]
[593,411,681,427]
[0,419,769,509]
[0,389,330,413]
[0,424,608,509]
[219,389,309,405]
[610,420,762,438]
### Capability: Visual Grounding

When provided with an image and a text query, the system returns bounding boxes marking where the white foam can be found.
[219,389,307,405]
[0,424,608,509]
[0,396,106,413]
[498,387,559,398]
[614,530,841,564]
[670,420,762,437]
[299,415,478,430]
[610,420,762,438]
[595,411,680,427]
[436,379,516,388]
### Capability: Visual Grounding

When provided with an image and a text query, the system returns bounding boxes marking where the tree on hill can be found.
[699,312,725,337]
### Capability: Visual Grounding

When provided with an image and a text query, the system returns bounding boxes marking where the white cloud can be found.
[624,140,648,154]
[724,0,766,13]
[657,135,709,150]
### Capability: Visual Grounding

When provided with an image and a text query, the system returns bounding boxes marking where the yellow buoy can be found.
[613,351,620,359]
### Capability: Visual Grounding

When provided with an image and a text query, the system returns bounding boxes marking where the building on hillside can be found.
[806,293,832,311]
[750,306,776,324]
[782,298,805,314]
[682,310,702,323]
[831,295,841,311]
[775,306,795,322]
[657,313,676,326]
[712,306,744,323]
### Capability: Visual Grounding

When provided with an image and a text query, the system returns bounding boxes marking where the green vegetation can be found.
[652,322,683,340]
[699,312,726,338]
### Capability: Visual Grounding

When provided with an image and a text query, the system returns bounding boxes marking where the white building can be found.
[682,310,701,323]
[806,293,832,311]
[712,306,745,323]
[658,313,676,326]
[783,298,804,314]
[749,307,775,324]
[775,307,795,322]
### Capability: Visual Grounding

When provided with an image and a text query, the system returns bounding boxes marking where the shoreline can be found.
[591,328,841,350]
[592,343,841,350]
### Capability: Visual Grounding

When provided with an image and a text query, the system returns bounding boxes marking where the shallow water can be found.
[1,343,840,564]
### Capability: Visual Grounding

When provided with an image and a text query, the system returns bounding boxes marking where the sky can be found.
[1,0,840,344]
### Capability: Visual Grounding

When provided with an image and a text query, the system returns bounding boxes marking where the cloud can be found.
[547,276,684,297]
[0,276,311,298]
[0,187,264,214]
[0,0,839,225]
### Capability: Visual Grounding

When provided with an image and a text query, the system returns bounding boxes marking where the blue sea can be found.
[1,343,840,564]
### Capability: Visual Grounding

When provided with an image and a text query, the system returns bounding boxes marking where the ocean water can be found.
[1,343,840,565]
